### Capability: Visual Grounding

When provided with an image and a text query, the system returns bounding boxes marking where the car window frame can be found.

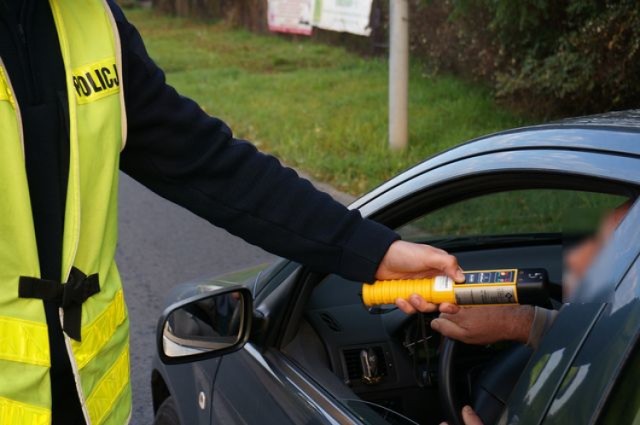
[351,128,640,212]
[359,150,640,223]
[253,258,295,300]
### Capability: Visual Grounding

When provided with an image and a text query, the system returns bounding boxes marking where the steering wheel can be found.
[438,338,533,425]
[438,338,465,425]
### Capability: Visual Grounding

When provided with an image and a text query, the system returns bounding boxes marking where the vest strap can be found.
[19,267,100,341]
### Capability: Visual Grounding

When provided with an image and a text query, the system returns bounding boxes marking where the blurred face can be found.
[564,201,632,298]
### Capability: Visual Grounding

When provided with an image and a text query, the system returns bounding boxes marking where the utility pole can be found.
[389,0,409,151]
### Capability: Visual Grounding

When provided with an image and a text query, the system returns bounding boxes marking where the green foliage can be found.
[452,0,640,117]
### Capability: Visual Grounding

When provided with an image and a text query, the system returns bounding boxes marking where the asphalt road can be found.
[116,171,353,424]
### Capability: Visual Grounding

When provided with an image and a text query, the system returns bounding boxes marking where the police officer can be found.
[0,1,463,424]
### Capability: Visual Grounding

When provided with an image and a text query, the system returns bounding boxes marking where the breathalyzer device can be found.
[362,268,549,307]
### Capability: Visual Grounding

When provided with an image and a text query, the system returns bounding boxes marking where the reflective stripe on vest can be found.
[0,0,131,423]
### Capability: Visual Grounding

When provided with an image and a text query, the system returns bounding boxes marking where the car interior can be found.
[277,177,636,425]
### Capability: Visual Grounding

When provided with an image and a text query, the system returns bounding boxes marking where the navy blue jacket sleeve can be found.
[109,4,399,282]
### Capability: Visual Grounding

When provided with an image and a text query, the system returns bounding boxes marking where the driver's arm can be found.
[525,306,558,349]
[431,304,558,347]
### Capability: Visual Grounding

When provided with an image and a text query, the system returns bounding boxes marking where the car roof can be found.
[554,109,640,129]
[352,110,640,209]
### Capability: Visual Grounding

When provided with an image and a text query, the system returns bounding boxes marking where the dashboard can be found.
[302,244,563,401]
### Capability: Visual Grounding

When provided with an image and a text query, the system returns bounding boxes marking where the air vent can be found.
[319,312,342,332]
[342,346,387,382]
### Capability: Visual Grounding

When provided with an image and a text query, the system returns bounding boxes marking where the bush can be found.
[405,0,640,117]
[409,0,499,81]
[488,0,640,117]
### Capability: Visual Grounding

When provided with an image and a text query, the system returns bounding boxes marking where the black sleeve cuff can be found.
[338,217,400,283]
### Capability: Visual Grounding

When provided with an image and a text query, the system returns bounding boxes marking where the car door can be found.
[210,343,337,424]
[502,198,640,425]
[594,340,640,424]
[210,266,362,424]
[210,264,409,424]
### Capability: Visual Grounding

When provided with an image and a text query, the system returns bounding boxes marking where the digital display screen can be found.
[463,270,515,285]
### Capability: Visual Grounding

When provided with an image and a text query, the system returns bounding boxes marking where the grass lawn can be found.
[126,9,529,196]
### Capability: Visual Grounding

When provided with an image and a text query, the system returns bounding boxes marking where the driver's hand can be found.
[440,406,484,425]
[431,305,534,345]
[375,241,465,314]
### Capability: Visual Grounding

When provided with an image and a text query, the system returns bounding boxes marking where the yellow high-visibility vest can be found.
[0,0,130,423]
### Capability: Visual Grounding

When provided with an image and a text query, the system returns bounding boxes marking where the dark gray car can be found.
[150,111,640,425]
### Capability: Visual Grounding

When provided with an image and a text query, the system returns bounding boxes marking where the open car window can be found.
[396,189,628,243]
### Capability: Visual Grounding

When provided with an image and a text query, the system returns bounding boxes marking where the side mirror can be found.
[157,286,252,364]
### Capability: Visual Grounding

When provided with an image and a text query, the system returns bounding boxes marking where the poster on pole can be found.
[312,0,373,36]
[268,0,315,36]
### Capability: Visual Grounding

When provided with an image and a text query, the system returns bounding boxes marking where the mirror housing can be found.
[157,285,253,364]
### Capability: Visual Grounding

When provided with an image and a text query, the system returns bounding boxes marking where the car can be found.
[150,110,640,425]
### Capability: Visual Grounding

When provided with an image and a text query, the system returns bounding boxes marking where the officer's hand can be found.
[375,241,465,314]
[431,305,534,345]
[440,406,484,425]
